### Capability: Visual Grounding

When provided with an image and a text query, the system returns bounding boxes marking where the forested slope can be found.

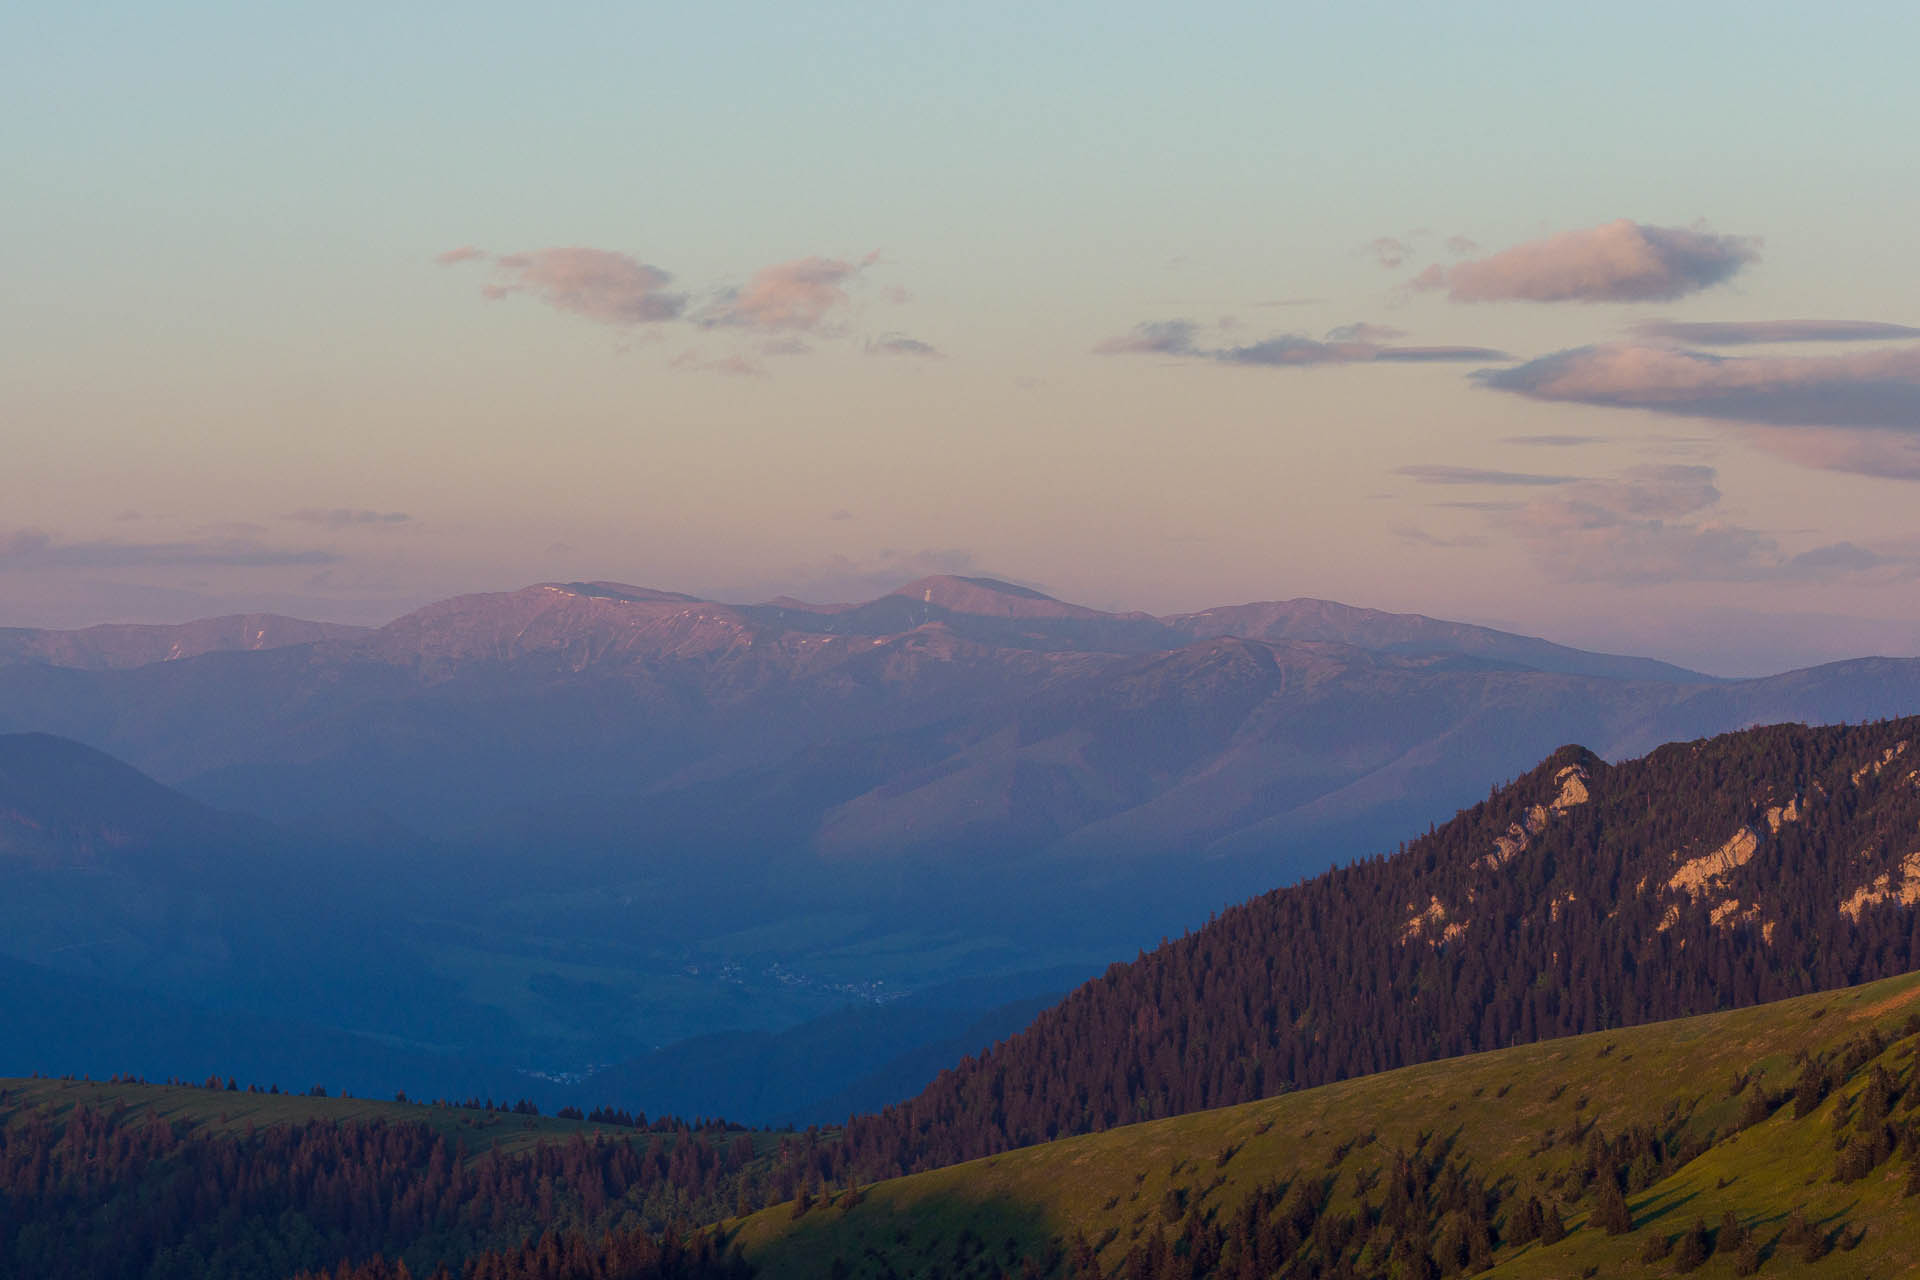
[821,717,1920,1177]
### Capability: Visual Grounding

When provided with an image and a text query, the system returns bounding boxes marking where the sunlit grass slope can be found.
[736,971,1920,1278]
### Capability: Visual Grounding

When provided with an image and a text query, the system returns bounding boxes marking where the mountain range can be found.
[3,576,1914,878]
[7,577,1920,1122]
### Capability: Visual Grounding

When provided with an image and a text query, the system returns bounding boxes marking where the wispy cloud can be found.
[1631,318,1920,345]
[1502,434,1604,447]
[1365,236,1414,269]
[1096,320,1507,366]
[1218,338,1509,366]
[1325,322,1406,342]
[287,508,411,529]
[1396,465,1577,486]
[1413,219,1758,303]
[0,530,340,571]
[1450,464,1909,583]
[1394,525,1487,549]
[669,351,767,378]
[1094,319,1200,356]
[865,333,942,357]
[441,245,895,370]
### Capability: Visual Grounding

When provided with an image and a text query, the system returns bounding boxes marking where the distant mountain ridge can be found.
[0,575,1912,885]
[1,575,1711,676]
[0,613,366,670]
[1166,596,1713,684]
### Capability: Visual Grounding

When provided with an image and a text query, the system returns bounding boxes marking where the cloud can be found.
[1785,541,1892,573]
[1464,464,1908,584]
[1631,318,1920,345]
[670,351,766,378]
[1502,434,1604,447]
[1394,525,1487,549]
[475,247,687,325]
[1096,320,1508,366]
[287,508,411,529]
[1326,322,1406,342]
[1213,336,1508,366]
[441,246,900,373]
[1094,320,1200,356]
[1566,463,1721,518]
[1365,236,1415,269]
[1735,426,1920,481]
[703,255,868,332]
[1413,219,1758,303]
[0,530,340,571]
[1445,234,1479,256]
[866,333,942,357]
[1478,343,1920,478]
[1396,465,1576,486]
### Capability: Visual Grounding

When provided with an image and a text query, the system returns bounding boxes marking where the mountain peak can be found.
[886,576,1112,619]
[540,582,708,605]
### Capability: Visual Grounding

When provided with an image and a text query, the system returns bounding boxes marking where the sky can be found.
[5,2,1920,676]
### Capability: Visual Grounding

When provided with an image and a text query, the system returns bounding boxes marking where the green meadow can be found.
[734,971,1920,1278]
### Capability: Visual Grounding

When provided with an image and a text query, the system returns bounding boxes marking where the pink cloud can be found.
[1632,318,1920,345]
[1738,426,1920,481]
[482,247,687,325]
[706,255,869,332]
[1415,220,1758,303]
[1480,343,1920,441]
[435,245,486,265]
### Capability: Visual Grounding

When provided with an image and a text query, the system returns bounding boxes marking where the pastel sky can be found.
[5,2,1919,675]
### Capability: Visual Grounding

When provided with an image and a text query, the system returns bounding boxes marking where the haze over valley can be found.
[9,575,1920,1127]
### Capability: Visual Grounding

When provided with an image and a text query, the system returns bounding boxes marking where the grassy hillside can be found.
[735,971,1920,1278]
